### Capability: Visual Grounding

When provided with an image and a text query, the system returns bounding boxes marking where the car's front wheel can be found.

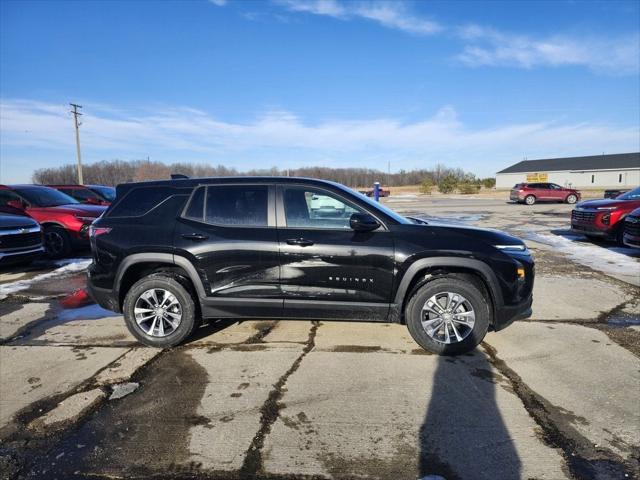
[405,277,490,355]
[123,274,198,348]
[44,225,71,258]
[566,194,578,204]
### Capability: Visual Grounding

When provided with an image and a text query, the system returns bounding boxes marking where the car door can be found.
[548,183,565,201]
[172,183,282,318]
[276,184,395,321]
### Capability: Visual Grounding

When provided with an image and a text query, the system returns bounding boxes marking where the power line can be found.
[70,103,83,184]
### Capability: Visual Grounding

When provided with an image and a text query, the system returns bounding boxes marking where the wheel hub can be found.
[421,291,476,345]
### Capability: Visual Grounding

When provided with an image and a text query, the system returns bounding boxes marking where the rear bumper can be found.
[87,275,121,312]
[493,295,533,331]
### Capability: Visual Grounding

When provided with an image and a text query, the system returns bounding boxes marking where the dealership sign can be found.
[526,173,548,182]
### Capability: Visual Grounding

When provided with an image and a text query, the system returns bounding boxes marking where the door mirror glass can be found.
[350,212,380,232]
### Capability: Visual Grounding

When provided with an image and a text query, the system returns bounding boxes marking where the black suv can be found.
[87,177,533,355]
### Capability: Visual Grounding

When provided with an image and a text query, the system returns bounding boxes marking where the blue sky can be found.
[1,0,639,183]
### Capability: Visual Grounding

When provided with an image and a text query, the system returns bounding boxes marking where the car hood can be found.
[576,199,630,209]
[0,213,39,229]
[627,207,640,218]
[417,220,526,248]
[30,204,106,216]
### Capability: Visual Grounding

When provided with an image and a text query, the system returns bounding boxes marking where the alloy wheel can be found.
[134,288,183,337]
[45,231,64,256]
[421,292,476,344]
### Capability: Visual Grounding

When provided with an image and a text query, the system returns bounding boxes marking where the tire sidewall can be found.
[123,275,197,348]
[405,278,490,355]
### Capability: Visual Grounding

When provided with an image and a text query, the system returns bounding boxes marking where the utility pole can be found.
[70,103,83,184]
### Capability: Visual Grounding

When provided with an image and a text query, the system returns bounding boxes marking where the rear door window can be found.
[108,186,177,217]
[204,185,268,226]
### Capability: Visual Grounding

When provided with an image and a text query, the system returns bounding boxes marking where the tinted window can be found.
[184,186,205,221]
[90,186,116,201]
[283,187,363,229]
[205,185,268,226]
[0,189,22,205]
[12,187,78,207]
[108,187,176,217]
[618,187,640,200]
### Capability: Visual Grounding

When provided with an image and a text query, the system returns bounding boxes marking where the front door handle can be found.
[286,238,314,247]
[182,233,209,241]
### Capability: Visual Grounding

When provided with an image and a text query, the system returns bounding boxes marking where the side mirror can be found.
[6,199,26,211]
[350,213,380,232]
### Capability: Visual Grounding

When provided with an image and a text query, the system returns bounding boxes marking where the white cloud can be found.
[1,99,638,180]
[209,0,227,6]
[274,0,442,35]
[456,25,640,74]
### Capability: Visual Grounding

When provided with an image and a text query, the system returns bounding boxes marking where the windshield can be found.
[90,186,116,201]
[617,187,640,200]
[14,186,79,207]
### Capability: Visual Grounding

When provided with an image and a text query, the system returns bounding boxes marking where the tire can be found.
[615,225,625,247]
[44,226,71,258]
[565,194,577,204]
[123,274,198,348]
[524,195,536,205]
[405,277,490,355]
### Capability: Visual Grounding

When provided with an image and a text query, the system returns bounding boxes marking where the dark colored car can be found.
[0,213,44,266]
[510,183,580,205]
[47,184,111,206]
[0,185,107,258]
[623,207,640,248]
[87,177,534,355]
[86,185,116,204]
[604,189,630,199]
[571,187,640,244]
[359,187,390,198]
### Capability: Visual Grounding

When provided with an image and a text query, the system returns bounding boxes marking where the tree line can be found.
[32,159,494,190]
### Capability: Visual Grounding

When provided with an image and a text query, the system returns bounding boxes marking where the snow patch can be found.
[0,259,91,299]
[525,233,640,284]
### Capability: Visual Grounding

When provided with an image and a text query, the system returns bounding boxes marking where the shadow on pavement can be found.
[419,352,521,480]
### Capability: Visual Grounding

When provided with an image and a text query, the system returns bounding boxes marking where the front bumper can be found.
[493,295,533,331]
[570,223,615,239]
[623,233,640,248]
[0,246,45,265]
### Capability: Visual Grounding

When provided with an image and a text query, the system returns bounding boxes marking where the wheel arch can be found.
[115,253,206,310]
[392,257,502,325]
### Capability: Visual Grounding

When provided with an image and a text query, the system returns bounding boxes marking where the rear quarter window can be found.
[108,186,178,217]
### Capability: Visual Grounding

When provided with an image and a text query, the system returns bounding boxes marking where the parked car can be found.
[571,186,640,245]
[0,213,44,266]
[604,189,630,199]
[86,185,116,204]
[0,185,107,258]
[87,177,534,355]
[47,184,111,205]
[510,183,580,205]
[622,207,640,248]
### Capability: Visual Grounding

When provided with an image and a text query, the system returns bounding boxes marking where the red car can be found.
[0,185,107,257]
[47,184,111,206]
[510,182,581,205]
[571,186,640,245]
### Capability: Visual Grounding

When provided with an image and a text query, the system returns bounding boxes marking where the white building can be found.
[496,152,640,189]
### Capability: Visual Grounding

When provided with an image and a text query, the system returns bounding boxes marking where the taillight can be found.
[89,226,111,238]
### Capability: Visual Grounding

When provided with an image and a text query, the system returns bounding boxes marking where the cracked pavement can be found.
[0,196,639,479]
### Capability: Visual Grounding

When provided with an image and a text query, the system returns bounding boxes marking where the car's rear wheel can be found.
[405,277,490,355]
[44,225,71,258]
[566,194,578,204]
[524,195,536,205]
[123,274,198,348]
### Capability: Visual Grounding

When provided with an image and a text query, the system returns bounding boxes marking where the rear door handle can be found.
[182,233,209,241]
[286,238,314,247]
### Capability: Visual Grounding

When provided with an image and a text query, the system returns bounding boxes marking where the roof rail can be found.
[170,173,189,180]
